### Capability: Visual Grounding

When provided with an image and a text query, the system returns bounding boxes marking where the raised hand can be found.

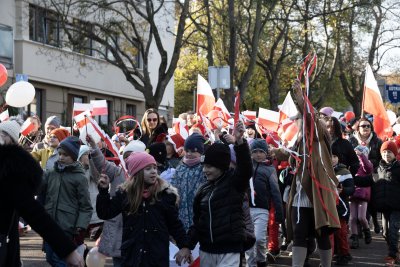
[233,121,245,144]
[98,173,110,189]
[86,134,97,148]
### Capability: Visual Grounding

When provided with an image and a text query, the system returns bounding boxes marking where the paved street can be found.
[20,229,394,267]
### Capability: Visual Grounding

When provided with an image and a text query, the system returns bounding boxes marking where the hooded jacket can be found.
[42,161,93,237]
[334,164,355,219]
[97,178,188,267]
[0,144,76,266]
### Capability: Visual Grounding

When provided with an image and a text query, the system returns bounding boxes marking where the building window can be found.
[29,4,60,47]
[25,89,43,121]
[0,24,13,68]
[67,94,87,125]
[69,19,93,56]
[126,104,136,117]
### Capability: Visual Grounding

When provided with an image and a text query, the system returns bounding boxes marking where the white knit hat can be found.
[122,140,146,155]
[0,120,21,143]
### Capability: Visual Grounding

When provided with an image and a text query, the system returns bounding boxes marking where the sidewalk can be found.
[20,230,392,266]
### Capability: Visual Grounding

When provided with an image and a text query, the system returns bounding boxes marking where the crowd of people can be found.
[1,79,400,267]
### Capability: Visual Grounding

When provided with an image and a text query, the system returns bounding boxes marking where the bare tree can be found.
[41,0,190,109]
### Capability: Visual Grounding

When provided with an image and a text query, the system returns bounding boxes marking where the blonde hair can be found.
[121,169,163,215]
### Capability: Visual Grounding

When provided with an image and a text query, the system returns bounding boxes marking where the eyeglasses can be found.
[147,118,158,122]
[359,124,371,129]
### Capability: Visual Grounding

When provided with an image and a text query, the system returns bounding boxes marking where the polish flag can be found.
[197,74,215,116]
[362,64,392,140]
[0,110,9,121]
[91,100,108,116]
[257,108,279,132]
[73,103,92,117]
[279,92,298,122]
[20,119,35,136]
[242,110,257,121]
[213,98,231,121]
[73,110,91,129]
[173,121,189,139]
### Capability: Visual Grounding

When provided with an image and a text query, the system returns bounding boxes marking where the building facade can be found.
[0,0,175,129]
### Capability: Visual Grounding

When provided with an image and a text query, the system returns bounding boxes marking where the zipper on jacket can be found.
[208,189,215,243]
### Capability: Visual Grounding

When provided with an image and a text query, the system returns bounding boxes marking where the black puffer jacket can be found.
[188,141,253,253]
[332,138,359,177]
[371,160,400,212]
[0,145,76,267]
[97,179,188,267]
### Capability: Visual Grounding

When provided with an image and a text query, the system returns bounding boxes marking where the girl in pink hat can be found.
[97,152,191,267]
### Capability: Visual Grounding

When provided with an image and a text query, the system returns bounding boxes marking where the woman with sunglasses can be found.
[348,118,383,171]
[348,117,383,235]
[140,108,165,147]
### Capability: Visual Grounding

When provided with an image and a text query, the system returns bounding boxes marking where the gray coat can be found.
[91,147,126,257]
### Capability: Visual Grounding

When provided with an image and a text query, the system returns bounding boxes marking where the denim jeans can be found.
[44,242,67,267]
[383,210,400,258]
[245,208,269,266]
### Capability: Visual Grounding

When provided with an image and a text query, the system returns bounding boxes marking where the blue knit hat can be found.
[184,133,205,154]
[58,136,81,161]
[250,138,269,155]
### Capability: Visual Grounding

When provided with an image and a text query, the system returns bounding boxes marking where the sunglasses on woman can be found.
[359,124,371,129]
[147,118,158,122]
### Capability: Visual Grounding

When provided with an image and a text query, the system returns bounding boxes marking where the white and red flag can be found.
[173,121,189,139]
[73,103,92,117]
[0,109,9,121]
[73,110,92,129]
[91,100,108,116]
[213,98,231,121]
[242,110,257,121]
[20,119,35,136]
[197,74,215,116]
[257,108,279,132]
[279,92,298,122]
[362,64,392,140]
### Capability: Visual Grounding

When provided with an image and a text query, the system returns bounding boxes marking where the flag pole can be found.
[361,64,368,118]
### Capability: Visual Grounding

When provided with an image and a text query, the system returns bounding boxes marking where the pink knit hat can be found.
[125,152,157,176]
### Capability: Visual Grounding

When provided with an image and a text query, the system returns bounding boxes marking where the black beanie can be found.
[184,133,205,154]
[58,136,81,161]
[202,143,231,171]
[148,142,167,164]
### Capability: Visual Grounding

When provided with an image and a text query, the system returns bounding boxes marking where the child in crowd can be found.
[87,136,146,266]
[171,133,206,230]
[41,136,93,266]
[372,141,400,266]
[187,122,253,267]
[246,139,283,267]
[78,145,103,240]
[97,152,191,266]
[31,128,70,171]
[332,149,354,266]
[349,145,373,249]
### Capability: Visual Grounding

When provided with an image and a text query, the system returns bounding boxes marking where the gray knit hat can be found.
[45,115,61,129]
[250,138,269,155]
[0,120,21,143]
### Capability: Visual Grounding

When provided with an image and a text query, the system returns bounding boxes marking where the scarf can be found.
[143,179,159,199]
[182,156,201,167]
[354,132,373,147]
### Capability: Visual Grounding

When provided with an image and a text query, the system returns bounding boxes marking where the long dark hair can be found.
[326,116,343,139]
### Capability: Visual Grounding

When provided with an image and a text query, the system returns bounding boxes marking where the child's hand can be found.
[233,121,245,144]
[86,134,97,148]
[174,247,192,266]
[354,149,361,156]
[223,133,235,144]
[98,174,110,189]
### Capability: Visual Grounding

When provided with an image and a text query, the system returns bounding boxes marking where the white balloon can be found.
[5,81,35,108]
[387,110,397,126]
[393,124,400,135]
[85,247,106,267]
